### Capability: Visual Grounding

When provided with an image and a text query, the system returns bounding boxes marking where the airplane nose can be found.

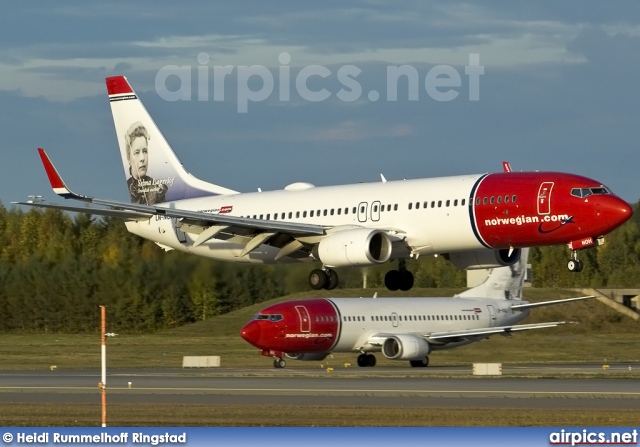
[604,196,633,228]
[240,321,261,347]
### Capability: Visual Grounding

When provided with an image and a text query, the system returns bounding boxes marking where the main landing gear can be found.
[384,259,414,291]
[409,357,429,368]
[567,251,584,272]
[308,268,339,290]
[357,353,377,367]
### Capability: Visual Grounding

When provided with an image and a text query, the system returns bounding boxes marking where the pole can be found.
[100,305,106,428]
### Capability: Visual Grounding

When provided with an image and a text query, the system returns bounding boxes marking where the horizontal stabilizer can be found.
[510,296,594,310]
[10,201,152,220]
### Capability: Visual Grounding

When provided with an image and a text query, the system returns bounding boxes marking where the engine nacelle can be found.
[382,335,431,361]
[316,228,392,268]
[448,248,521,270]
[285,352,328,361]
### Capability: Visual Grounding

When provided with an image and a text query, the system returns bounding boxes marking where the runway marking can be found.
[2,386,640,397]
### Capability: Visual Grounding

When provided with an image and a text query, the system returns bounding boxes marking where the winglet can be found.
[502,161,512,172]
[105,76,134,96]
[37,148,92,201]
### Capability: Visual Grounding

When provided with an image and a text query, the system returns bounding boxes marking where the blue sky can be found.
[2,1,639,206]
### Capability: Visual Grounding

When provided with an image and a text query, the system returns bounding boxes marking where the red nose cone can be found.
[606,196,633,229]
[240,321,261,347]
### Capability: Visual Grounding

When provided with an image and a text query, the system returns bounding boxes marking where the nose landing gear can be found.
[567,252,584,272]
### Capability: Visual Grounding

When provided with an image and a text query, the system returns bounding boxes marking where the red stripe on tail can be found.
[105,76,133,95]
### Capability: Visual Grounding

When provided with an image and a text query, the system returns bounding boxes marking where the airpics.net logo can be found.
[155,52,484,113]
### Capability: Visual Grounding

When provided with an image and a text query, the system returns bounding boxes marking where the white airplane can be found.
[241,249,594,368]
[15,76,632,291]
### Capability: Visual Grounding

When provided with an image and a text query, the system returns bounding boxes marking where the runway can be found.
[1,364,639,410]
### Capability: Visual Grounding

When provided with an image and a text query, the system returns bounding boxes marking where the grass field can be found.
[1,287,638,427]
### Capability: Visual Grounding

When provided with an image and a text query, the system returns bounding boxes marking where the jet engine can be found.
[315,228,392,268]
[447,248,521,270]
[285,353,328,361]
[382,335,431,361]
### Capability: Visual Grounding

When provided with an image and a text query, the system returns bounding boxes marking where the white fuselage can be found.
[125,174,485,263]
[326,297,529,352]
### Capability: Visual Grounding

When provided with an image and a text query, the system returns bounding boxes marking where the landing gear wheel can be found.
[357,354,367,367]
[309,269,327,290]
[273,358,286,369]
[409,357,429,367]
[325,269,339,290]
[385,270,401,291]
[567,259,584,272]
[366,354,377,367]
[399,271,414,291]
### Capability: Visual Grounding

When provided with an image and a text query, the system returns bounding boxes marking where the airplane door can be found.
[486,305,497,327]
[357,202,368,223]
[371,201,381,222]
[391,312,399,328]
[295,306,311,333]
[537,182,554,215]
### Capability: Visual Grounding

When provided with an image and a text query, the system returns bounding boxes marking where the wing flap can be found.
[427,321,567,341]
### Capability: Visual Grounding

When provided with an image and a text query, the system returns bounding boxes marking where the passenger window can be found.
[303,211,307,218]
[490,197,494,204]
[387,204,391,211]
[416,202,420,209]
[330,209,334,215]
[324,210,328,216]
[461,199,465,206]
[408,203,413,210]
[446,200,450,207]
[288,212,292,218]
[423,201,428,208]
[497,196,502,204]
[512,195,516,203]
[373,205,378,212]
[454,199,458,206]
[431,201,435,208]
[273,213,277,220]
[360,206,365,213]
[345,208,349,215]
[476,198,480,205]
[353,207,357,214]
[504,196,509,203]
[394,204,398,211]
[483,197,487,205]
[338,208,342,215]
[310,210,314,217]
[438,200,442,207]
[260,214,263,219]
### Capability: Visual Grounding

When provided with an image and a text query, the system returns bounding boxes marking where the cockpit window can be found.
[571,186,612,198]
[254,314,283,322]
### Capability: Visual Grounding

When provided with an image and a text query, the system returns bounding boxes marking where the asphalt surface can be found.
[1,364,639,409]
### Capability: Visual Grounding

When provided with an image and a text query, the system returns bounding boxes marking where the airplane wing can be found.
[510,295,594,310]
[425,321,569,341]
[15,149,339,259]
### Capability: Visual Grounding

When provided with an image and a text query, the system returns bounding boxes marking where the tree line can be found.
[0,201,639,333]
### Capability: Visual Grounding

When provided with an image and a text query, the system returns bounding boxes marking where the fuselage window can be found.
[497,196,502,204]
[476,198,480,205]
[303,211,307,218]
[416,202,420,209]
[353,207,357,214]
[310,210,314,217]
[454,199,458,206]
[490,197,494,204]
[360,206,365,213]
[394,204,398,211]
[483,197,487,205]
[324,210,328,216]
[338,208,342,215]
[438,200,442,207]
[296,212,300,218]
[345,208,349,215]
[408,203,413,210]
[387,205,391,211]
[281,212,285,219]
[373,205,378,212]
[288,212,293,218]
[505,196,509,203]
[330,209,334,215]
[512,195,517,203]
[446,200,450,207]
[461,199,466,206]
[273,213,277,220]
[423,201,428,208]
[431,201,435,208]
